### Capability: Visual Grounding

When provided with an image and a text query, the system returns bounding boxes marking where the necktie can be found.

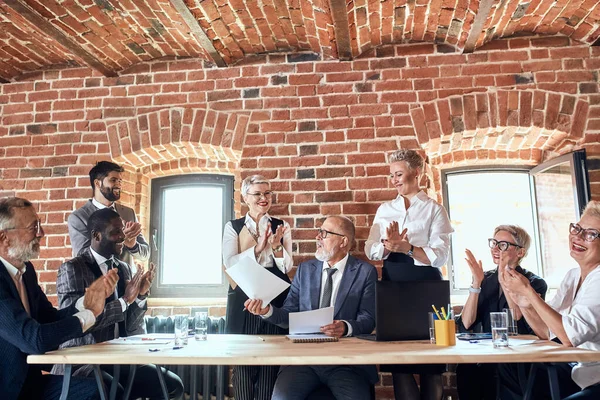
[15,271,30,315]
[320,268,338,308]
[106,257,118,271]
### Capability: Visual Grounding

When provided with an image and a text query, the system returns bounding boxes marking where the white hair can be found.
[241,175,270,196]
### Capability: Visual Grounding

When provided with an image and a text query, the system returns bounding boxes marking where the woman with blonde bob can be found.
[365,149,453,400]
[499,200,600,400]
[222,175,293,400]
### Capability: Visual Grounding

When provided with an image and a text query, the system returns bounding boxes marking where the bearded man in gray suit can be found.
[68,161,149,269]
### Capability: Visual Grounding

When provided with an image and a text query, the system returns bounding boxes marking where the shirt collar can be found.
[322,253,350,275]
[90,248,111,268]
[92,198,114,210]
[393,190,428,204]
[244,213,272,228]
[0,255,26,279]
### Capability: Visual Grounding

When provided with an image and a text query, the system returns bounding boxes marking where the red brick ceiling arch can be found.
[106,106,249,170]
[410,89,590,159]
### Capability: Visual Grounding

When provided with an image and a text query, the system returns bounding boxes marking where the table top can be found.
[28,334,600,366]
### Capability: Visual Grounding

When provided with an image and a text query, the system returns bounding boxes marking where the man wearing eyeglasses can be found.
[0,197,113,400]
[68,161,149,270]
[455,225,547,400]
[245,216,378,400]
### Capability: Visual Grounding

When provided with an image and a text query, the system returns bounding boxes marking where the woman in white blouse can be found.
[365,149,453,400]
[499,200,600,400]
[222,175,293,400]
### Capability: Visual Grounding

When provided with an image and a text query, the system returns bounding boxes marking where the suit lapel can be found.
[334,255,359,318]
[0,260,20,302]
[309,261,321,310]
[82,248,104,279]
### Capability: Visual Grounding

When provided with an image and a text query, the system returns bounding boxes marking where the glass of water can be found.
[174,315,189,346]
[504,308,518,336]
[490,312,509,348]
[194,312,209,341]
[428,312,437,344]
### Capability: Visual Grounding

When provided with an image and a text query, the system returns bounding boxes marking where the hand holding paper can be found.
[289,307,334,334]
[225,255,290,306]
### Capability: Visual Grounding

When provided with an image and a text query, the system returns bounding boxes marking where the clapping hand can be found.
[84,276,109,317]
[499,252,533,308]
[138,263,156,296]
[269,224,286,249]
[123,221,142,248]
[123,269,143,305]
[465,249,484,287]
[103,269,119,298]
[254,222,273,256]
[383,221,410,253]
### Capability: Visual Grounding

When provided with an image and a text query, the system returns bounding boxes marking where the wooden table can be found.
[28,335,600,400]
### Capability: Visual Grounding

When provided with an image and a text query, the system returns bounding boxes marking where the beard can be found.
[315,246,334,262]
[8,238,40,262]
[100,184,120,202]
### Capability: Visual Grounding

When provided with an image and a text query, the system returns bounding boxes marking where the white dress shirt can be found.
[222,213,293,274]
[364,190,454,269]
[547,265,600,389]
[0,255,95,332]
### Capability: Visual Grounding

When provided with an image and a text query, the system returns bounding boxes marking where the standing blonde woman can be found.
[222,175,293,400]
[365,149,453,400]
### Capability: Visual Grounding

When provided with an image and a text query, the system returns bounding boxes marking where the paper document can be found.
[289,307,334,334]
[226,256,290,305]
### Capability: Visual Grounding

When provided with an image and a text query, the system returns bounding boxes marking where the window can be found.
[149,174,234,298]
[443,150,590,293]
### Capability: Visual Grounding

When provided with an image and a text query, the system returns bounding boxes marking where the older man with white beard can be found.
[0,197,114,400]
[245,216,378,400]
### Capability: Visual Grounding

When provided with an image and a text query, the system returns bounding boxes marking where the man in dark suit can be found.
[0,197,112,400]
[246,216,378,400]
[68,161,150,269]
[56,208,184,399]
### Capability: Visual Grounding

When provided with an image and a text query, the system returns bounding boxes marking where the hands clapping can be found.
[382,221,410,253]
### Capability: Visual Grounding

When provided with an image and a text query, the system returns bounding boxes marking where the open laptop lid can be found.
[375,280,451,341]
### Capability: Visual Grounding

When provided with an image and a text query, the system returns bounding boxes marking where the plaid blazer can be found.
[0,260,82,400]
[52,247,147,377]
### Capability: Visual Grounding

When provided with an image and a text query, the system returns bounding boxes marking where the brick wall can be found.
[1,35,600,398]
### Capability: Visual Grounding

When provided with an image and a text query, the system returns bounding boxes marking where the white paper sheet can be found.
[225,255,291,306]
[289,307,334,334]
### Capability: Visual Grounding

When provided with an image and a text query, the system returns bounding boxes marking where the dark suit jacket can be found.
[52,248,147,376]
[267,255,379,384]
[0,260,83,400]
[457,266,548,333]
[67,199,150,268]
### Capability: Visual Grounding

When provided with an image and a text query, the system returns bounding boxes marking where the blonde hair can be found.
[388,149,423,170]
[582,200,600,220]
[494,225,531,262]
[241,175,270,196]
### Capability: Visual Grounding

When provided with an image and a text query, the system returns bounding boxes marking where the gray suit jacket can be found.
[267,255,379,384]
[68,199,150,268]
[52,248,147,376]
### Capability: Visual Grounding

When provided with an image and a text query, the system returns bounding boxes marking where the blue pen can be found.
[172,346,184,350]
[469,340,479,344]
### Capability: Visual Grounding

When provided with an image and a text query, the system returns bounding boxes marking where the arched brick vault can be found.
[104,107,250,227]
[409,90,591,203]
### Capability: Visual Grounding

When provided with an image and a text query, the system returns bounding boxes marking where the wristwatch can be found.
[406,245,414,257]
[272,244,283,253]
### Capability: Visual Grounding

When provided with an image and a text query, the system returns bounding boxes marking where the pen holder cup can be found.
[434,320,456,346]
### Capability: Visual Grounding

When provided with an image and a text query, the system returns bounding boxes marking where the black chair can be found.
[307,384,376,400]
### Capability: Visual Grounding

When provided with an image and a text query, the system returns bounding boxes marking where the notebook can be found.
[286,334,339,343]
[358,280,451,341]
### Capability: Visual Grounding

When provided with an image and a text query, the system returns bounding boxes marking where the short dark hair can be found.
[0,197,33,230]
[89,161,124,192]
[88,208,121,237]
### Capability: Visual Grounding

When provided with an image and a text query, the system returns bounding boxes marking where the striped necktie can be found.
[320,268,338,308]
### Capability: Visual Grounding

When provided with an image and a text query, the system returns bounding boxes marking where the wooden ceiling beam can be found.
[329,0,353,60]
[169,0,227,67]
[463,0,495,53]
[3,0,117,77]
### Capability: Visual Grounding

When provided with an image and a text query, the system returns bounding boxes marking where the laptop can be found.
[359,280,451,341]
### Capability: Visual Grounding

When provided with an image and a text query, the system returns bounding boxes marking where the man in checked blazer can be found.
[68,161,150,269]
[55,207,184,400]
[245,216,378,400]
[0,197,111,400]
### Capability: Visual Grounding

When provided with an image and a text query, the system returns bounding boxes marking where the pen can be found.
[172,346,184,350]
[258,336,265,341]
[431,305,442,320]
[440,306,448,320]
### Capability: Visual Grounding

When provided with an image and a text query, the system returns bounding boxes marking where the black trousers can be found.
[101,364,184,400]
[456,363,498,400]
[498,362,580,400]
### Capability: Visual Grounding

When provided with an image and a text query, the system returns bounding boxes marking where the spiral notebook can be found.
[286,334,339,343]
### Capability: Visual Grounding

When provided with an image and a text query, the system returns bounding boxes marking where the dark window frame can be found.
[149,174,234,298]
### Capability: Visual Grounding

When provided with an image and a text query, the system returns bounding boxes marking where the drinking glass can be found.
[195,312,208,341]
[490,311,508,348]
[428,312,437,344]
[504,308,518,336]
[174,315,189,346]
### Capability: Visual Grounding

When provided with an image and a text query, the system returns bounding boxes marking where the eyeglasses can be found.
[488,238,522,252]
[569,223,600,242]
[247,191,273,199]
[4,219,43,235]
[317,229,345,239]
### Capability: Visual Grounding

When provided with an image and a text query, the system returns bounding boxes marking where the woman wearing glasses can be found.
[365,149,453,400]
[222,175,293,400]
[498,201,600,400]
[456,225,547,400]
